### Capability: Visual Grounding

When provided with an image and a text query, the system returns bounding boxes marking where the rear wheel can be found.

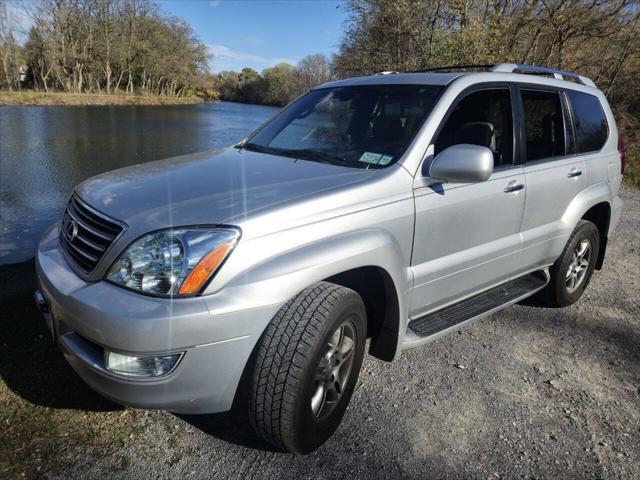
[536,220,600,307]
[249,282,366,453]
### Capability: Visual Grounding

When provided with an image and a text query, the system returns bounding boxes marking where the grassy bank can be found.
[0,90,204,106]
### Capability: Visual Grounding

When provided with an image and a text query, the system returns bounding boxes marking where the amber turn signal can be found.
[178,242,234,295]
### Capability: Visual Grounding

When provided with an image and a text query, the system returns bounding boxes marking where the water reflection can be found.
[0,101,279,265]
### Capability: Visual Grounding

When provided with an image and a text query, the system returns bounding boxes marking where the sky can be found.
[162,0,348,73]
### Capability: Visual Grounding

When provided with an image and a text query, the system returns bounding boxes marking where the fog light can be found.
[106,351,183,378]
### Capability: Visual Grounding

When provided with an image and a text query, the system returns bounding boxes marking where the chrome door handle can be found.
[504,183,525,193]
[567,170,582,178]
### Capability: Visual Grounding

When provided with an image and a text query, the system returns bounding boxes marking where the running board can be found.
[407,271,549,338]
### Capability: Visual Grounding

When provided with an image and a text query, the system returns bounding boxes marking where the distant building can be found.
[19,64,27,84]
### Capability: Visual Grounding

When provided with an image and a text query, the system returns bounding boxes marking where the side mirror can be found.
[429,144,494,184]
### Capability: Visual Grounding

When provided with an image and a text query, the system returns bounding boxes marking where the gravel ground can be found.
[2,188,639,480]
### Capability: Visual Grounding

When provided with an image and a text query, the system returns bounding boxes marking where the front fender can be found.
[225,227,409,311]
[203,228,412,358]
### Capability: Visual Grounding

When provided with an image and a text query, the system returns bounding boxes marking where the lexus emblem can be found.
[65,220,79,243]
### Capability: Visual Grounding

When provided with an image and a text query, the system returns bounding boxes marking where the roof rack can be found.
[412,64,495,73]
[406,63,596,87]
[491,63,596,87]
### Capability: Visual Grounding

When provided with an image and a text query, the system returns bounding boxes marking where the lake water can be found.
[0,101,279,265]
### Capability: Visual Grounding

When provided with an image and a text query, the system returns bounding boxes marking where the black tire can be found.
[536,220,600,308]
[249,281,366,454]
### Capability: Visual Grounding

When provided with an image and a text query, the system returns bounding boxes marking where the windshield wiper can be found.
[284,148,351,166]
[236,142,276,154]
[238,143,355,167]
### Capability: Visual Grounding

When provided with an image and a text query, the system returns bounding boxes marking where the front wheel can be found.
[249,282,366,453]
[536,220,600,307]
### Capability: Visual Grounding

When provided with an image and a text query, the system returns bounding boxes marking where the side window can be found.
[434,88,513,167]
[566,90,608,153]
[521,90,566,161]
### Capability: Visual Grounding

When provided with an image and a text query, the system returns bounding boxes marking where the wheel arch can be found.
[326,266,400,362]
[581,202,611,270]
[561,182,613,271]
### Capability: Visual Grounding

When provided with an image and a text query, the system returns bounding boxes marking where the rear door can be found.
[410,85,526,318]
[518,86,586,270]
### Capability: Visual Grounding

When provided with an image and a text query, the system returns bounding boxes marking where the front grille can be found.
[60,195,124,274]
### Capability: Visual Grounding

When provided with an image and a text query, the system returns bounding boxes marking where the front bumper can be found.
[35,224,279,414]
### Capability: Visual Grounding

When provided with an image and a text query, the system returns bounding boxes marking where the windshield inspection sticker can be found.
[359,152,393,165]
[378,154,394,165]
[359,152,382,164]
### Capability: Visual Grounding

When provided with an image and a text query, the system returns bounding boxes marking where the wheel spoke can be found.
[311,383,326,416]
[325,380,341,403]
[327,327,342,354]
[333,336,354,364]
[334,347,354,366]
[576,240,589,259]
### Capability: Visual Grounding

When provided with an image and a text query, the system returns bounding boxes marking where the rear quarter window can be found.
[567,90,608,153]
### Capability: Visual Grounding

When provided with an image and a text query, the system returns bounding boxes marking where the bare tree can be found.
[0,0,22,91]
[19,0,211,97]
[296,53,331,92]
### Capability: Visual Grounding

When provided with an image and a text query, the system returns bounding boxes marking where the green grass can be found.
[0,90,204,106]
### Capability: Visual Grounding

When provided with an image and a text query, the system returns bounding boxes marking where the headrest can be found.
[455,122,496,150]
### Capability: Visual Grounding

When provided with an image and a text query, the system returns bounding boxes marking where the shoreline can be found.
[0,90,205,106]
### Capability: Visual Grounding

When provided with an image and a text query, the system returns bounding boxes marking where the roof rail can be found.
[491,63,596,87]
[412,64,495,73]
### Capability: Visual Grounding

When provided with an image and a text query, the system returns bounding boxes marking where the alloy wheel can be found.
[566,239,591,293]
[310,320,357,420]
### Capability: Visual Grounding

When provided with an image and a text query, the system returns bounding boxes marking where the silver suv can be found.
[36,64,624,453]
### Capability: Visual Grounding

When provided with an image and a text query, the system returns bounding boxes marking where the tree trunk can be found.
[2,52,13,91]
[105,61,111,94]
[115,70,125,93]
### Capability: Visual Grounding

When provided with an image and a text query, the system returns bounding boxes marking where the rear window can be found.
[521,90,566,161]
[567,90,608,153]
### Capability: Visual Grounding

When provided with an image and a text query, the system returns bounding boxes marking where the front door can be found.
[410,86,526,318]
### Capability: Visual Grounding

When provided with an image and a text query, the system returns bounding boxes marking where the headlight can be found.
[106,227,240,296]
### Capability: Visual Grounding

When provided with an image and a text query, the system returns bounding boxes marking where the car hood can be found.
[75,147,374,233]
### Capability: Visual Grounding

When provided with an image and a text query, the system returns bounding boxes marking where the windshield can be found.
[240,84,443,168]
